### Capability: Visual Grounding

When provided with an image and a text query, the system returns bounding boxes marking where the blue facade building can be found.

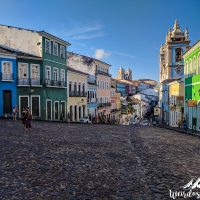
[0,46,17,117]
[116,82,126,97]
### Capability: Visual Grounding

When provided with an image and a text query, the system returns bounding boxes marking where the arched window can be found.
[193,56,197,74]
[198,54,200,74]
[175,48,182,62]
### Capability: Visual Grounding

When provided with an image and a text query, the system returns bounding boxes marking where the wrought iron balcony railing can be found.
[69,91,87,97]
[0,73,14,81]
[17,78,42,85]
[97,102,111,108]
[96,70,111,77]
[44,79,67,87]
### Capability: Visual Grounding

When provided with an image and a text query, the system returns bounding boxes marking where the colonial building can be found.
[67,52,97,121]
[113,78,136,97]
[15,49,42,119]
[183,40,200,131]
[159,20,190,124]
[87,74,97,122]
[0,25,70,121]
[96,59,111,123]
[117,67,132,81]
[67,68,88,122]
[67,52,112,123]
[168,79,184,127]
[0,46,17,117]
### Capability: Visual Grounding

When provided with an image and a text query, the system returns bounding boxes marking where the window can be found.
[78,83,81,94]
[60,45,65,58]
[83,84,85,93]
[31,64,40,85]
[53,42,58,56]
[45,66,51,80]
[53,68,59,81]
[18,63,28,84]
[175,48,182,62]
[74,82,77,92]
[1,61,13,80]
[45,39,51,54]
[60,69,65,82]
[69,82,72,92]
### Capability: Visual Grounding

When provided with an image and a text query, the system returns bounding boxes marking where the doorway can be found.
[3,90,12,115]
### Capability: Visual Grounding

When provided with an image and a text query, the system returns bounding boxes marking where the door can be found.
[19,96,29,118]
[54,102,59,120]
[60,101,66,119]
[31,96,40,117]
[46,100,52,120]
[3,90,12,114]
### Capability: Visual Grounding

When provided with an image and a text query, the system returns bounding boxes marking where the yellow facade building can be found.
[168,79,184,127]
[67,68,88,122]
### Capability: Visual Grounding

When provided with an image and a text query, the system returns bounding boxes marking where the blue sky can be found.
[0,0,200,81]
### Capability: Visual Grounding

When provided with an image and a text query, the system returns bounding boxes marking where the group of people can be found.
[12,106,32,132]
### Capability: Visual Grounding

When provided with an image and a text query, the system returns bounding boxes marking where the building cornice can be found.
[183,40,200,58]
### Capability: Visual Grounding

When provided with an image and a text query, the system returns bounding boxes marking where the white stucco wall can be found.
[0,25,42,57]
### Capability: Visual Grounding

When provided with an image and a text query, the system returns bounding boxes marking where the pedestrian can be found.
[25,107,32,132]
[12,106,18,121]
[22,107,27,130]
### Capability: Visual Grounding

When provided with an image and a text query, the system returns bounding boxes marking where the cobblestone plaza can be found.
[1,120,200,199]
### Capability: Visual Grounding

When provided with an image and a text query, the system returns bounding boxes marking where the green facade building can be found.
[183,40,200,131]
[0,25,70,121]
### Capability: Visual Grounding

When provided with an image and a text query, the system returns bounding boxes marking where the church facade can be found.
[159,20,190,124]
[117,67,132,81]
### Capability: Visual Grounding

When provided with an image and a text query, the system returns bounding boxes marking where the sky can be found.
[0,0,200,81]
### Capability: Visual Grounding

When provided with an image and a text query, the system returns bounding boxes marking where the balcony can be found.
[97,102,111,108]
[44,79,67,87]
[96,70,111,77]
[0,73,14,81]
[18,78,42,86]
[69,91,87,97]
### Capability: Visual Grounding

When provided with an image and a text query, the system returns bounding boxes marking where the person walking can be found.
[12,106,18,121]
[25,107,32,132]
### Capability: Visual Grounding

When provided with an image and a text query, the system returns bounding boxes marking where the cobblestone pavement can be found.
[0,120,200,200]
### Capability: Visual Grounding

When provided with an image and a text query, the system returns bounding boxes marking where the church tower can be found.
[125,68,132,80]
[159,20,190,83]
[117,67,125,79]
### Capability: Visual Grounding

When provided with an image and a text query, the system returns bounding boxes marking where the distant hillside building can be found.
[117,67,132,81]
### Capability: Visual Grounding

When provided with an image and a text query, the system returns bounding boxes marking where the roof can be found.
[183,40,200,58]
[0,44,42,59]
[39,31,71,46]
[68,51,111,67]
[0,24,71,46]
[67,67,88,76]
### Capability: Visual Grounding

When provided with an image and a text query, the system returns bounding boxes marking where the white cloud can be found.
[94,49,111,59]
